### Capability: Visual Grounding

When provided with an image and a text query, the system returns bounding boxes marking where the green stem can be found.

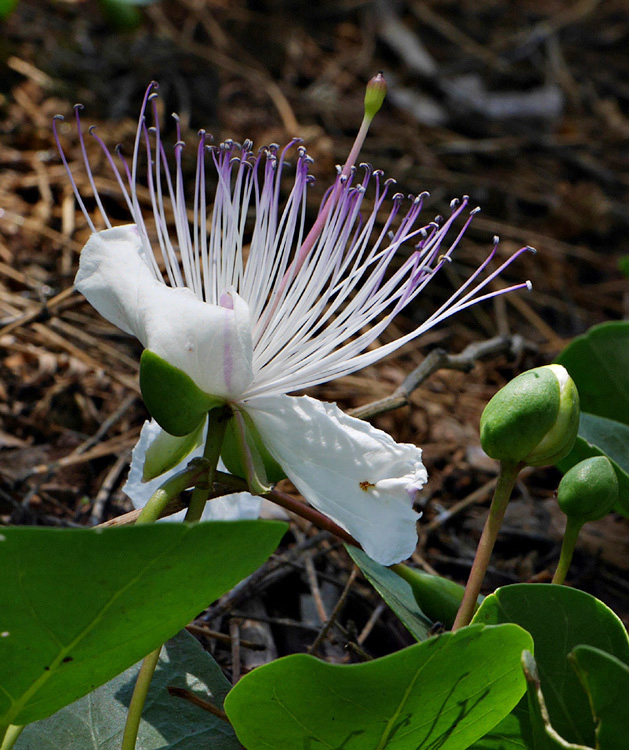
[552,517,583,585]
[121,408,229,750]
[120,646,162,750]
[452,461,521,631]
[185,406,230,522]
[136,459,212,525]
[0,725,24,750]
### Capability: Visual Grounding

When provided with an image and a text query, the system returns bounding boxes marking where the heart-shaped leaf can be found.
[0,521,285,727]
[225,623,533,750]
[467,703,530,749]
[16,630,240,750]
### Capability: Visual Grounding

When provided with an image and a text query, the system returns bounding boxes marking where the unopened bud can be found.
[364,72,387,121]
[557,456,618,523]
[480,364,579,467]
[392,564,480,628]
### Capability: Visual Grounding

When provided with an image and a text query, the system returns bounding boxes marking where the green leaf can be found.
[0,521,286,726]
[570,645,629,750]
[16,630,240,750]
[557,412,629,515]
[468,705,530,749]
[556,321,629,426]
[346,546,432,641]
[140,350,224,437]
[225,623,533,750]
[0,0,18,19]
[472,584,629,746]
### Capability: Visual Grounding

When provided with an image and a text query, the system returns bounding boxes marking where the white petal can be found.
[75,226,254,399]
[124,419,262,522]
[75,225,158,338]
[245,394,426,565]
[200,493,263,522]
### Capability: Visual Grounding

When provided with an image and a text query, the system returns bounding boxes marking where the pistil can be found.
[260,73,390,329]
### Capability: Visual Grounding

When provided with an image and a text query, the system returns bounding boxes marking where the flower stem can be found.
[120,646,162,750]
[135,459,212,525]
[452,461,521,631]
[0,725,23,750]
[185,406,231,522]
[552,517,583,585]
[214,470,360,547]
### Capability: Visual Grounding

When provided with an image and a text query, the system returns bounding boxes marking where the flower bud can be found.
[392,565,479,628]
[480,364,579,467]
[364,72,387,121]
[557,456,618,523]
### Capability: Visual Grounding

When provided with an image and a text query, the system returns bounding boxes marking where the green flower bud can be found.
[557,456,618,523]
[480,364,579,467]
[392,565,481,628]
[364,72,387,121]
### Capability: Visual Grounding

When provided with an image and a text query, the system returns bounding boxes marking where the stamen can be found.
[148,94,180,287]
[74,104,111,229]
[88,127,134,218]
[52,114,97,233]
[57,81,533,404]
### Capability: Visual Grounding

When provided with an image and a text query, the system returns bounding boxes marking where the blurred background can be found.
[1,0,628,649]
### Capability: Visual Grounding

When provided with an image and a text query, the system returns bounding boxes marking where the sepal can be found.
[392,564,480,628]
[221,411,286,486]
[140,350,224,437]
[143,420,206,481]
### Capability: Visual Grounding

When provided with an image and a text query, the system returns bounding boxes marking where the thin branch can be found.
[0,285,76,337]
[96,497,186,528]
[349,335,532,420]
[166,687,230,723]
[308,565,359,656]
[215,472,361,548]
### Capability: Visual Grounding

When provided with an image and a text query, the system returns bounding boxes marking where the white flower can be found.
[55,82,531,565]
